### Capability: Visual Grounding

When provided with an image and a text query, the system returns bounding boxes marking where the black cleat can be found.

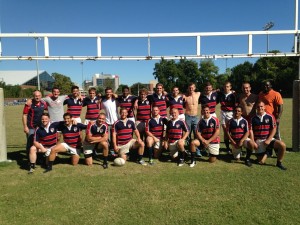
[44,167,52,173]
[245,159,252,167]
[103,163,108,169]
[276,163,287,170]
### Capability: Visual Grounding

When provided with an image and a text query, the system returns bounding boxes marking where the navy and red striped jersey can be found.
[63,97,83,118]
[218,91,236,112]
[250,113,276,140]
[23,100,48,129]
[136,97,152,121]
[167,95,184,115]
[34,122,59,148]
[117,95,137,118]
[113,119,136,145]
[58,123,87,148]
[227,117,248,142]
[150,94,167,118]
[145,117,168,139]
[86,122,108,137]
[197,116,220,144]
[166,119,189,143]
[82,96,101,120]
[199,92,218,114]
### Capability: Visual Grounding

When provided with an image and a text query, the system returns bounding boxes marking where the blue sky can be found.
[0,0,298,86]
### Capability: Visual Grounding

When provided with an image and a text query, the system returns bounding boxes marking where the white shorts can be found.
[220,111,234,125]
[255,138,275,153]
[61,143,81,155]
[118,139,136,156]
[128,117,136,123]
[153,141,163,149]
[168,140,179,157]
[231,138,251,159]
[203,144,220,155]
[73,117,82,123]
[84,119,96,125]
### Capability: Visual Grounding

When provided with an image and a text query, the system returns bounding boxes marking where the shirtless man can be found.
[184,83,201,143]
[238,82,258,125]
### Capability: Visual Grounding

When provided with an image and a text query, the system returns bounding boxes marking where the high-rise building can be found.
[92,73,120,91]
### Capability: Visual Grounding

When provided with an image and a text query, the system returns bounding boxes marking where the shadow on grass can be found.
[7,149,28,170]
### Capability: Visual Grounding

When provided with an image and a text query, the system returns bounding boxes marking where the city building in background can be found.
[0,70,55,91]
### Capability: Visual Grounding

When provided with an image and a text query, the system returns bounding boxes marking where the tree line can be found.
[152,52,298,97]
[1,53,298,98]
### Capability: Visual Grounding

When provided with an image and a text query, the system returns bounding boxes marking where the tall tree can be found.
[177,59,201,93]
[198,60,219,90]
[153,58,179,92]
[52,73,74,94]
[229,61,254,92]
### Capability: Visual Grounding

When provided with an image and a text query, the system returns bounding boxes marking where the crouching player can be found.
[112,108,147,165]
[28,113,58,174]
[226,106,254,166]
[83,113,109,169]
[145,106,168,165]
[164,108,189,166]
[249,101,287,170]
[190,105,220,166]
[45,113,87,172]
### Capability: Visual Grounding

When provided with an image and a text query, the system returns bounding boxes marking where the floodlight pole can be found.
[263,22,274,52]
[81,61,84,90]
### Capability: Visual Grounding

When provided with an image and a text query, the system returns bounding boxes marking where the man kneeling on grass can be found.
[83,113,109,169]
[226,105,255,167]
[28,113,58,174]
[112,108,147,165]
[45,113,87,172]
[249,101,287,170]
[190,105,220,167]
[164,108,189,167]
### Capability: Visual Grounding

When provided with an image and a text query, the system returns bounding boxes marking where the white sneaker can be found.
[45,148,51,157]
[189,161,196,168]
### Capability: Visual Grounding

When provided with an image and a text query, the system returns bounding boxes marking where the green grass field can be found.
[0,99,299,225]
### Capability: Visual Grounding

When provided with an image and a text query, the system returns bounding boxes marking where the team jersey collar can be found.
[171,118,180,126]
[203,115,213,126]
[205,92,212,100]
[42,122,51,133]
[257,112,267,122]
[234,117,243,125]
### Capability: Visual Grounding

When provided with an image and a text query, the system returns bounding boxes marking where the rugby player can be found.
[164,108,189,166]
[28,113,57,174]
[249,101,287,170]
[112,108,147,165]
[145,106,168,164]
[83,113,109,169]
[190,105,220,166]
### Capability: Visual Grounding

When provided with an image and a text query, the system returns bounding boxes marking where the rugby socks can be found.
[103,156,108,164]
[178,151,184,161]
[224,139,230,151]
[138,154,143,162]
[245,148,252,160]
[30,163,35,169]
[47,161,53,170]
[190,152,195,163]
[148,147,154,161]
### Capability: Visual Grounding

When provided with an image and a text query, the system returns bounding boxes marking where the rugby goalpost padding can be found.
[293,80,300,152]
[0,88,8,162]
